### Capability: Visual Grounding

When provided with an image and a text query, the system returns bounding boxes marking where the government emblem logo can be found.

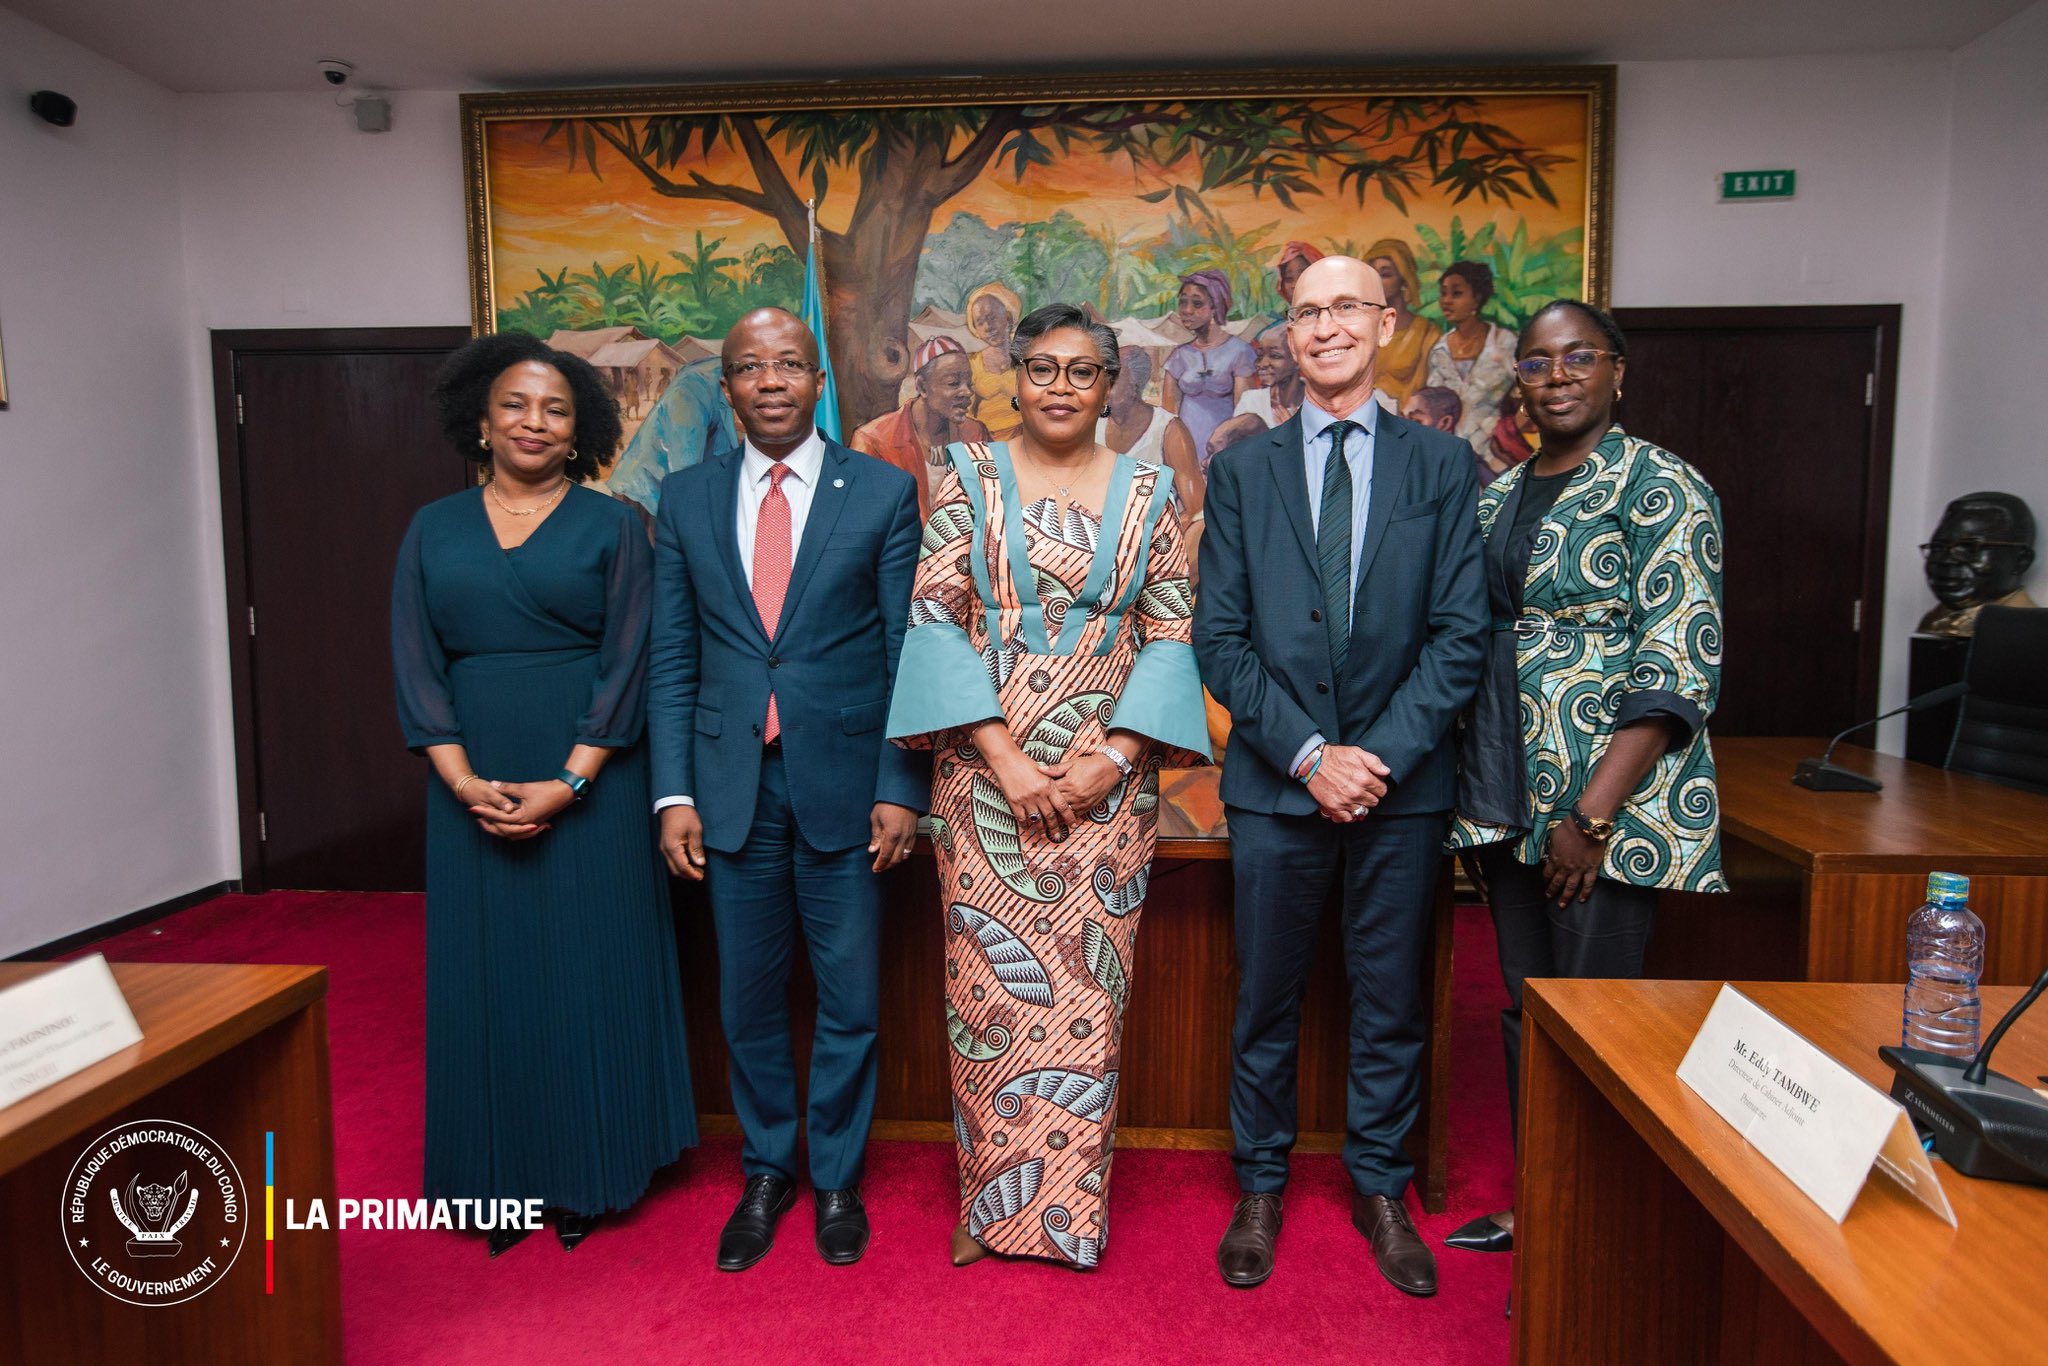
[62,1120,246,1305]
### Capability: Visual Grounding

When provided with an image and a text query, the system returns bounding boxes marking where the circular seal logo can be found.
[61,1120,246,1306]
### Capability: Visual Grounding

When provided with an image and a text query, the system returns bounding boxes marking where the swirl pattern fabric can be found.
[891,443,1208,1264]
[1450,427,1728,892]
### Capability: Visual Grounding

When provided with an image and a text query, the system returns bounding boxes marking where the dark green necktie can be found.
[1318,419,1356,679]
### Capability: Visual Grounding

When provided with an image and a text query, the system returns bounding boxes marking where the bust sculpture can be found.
[1918,492,2038,637]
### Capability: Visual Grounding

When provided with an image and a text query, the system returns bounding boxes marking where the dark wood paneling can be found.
[674,853,1456,1209]
[1613,306,1897,736]
[212,328,472,891]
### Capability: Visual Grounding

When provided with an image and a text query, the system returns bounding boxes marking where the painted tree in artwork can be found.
[544,99,1567,426]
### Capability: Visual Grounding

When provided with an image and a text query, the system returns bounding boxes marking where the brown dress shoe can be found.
[1351,1192,1437,1296]
[1216,1193,1283,1289]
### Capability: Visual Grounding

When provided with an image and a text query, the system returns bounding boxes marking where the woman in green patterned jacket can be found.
[1445,300,1726,1255]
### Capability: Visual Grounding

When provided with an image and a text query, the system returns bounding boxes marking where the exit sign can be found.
[1721,169,1796,201]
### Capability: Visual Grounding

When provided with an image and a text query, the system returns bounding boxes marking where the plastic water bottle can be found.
[1901,871,1985,1057]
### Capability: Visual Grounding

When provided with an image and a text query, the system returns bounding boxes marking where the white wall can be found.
[0,9,230,954]
[1612,52,1957,740]
[175,90,471,329]
[1934,0,2048,596]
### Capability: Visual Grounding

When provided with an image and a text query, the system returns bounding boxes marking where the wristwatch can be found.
[1092,746,1135,782]
[1569,805,1617,842]
[556,769,592,801]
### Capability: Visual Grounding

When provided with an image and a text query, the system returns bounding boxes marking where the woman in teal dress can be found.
[392,332,696,1256]
[1445,300,1725,1255]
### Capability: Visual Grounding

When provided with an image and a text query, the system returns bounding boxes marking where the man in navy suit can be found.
[648,308,928,1271]
[1194,257,1486,1293]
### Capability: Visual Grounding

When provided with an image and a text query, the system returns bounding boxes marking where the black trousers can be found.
[1226,806,1445,1198]
[1476,842,1657,1139]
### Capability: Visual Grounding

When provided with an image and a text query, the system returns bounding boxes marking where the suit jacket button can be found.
[752,724,761,736]
[767,656,780,669]
[1310,609,1323,622]
[1316,681,1330,694]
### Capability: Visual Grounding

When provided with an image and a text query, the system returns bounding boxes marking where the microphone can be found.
[1881,967,2048,1186]
[1791,681,1969,792]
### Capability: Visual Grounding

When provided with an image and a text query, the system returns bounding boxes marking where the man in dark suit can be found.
[1193,257,1487,1293]
[648,308,928,1271]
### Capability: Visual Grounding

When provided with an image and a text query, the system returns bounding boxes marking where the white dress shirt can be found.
[657,427,827,812]
[1291,398,1379,780]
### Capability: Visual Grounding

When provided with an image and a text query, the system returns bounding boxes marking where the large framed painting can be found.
[461,67,1614,838]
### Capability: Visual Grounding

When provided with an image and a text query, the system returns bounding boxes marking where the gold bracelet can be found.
[453,773,481,799]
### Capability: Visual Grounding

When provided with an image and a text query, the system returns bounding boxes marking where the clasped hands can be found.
[463,778,575,841]
[1304,745,1391,823]
[986,741,1122,844]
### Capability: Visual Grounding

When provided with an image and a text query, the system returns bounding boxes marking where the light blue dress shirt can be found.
[1290,398,1378,779]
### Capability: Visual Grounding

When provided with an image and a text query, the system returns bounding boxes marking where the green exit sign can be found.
[1721,169,1796,201]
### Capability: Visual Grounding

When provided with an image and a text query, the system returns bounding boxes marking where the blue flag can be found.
[800,221,842,441]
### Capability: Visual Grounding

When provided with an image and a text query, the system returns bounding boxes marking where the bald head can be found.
[723,307,819,367]
[1285,255,1395,416]
[1293,255,1387,308]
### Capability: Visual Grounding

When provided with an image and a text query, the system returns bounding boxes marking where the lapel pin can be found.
[833,478,845,488]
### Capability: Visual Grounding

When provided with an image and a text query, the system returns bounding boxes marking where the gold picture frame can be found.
[460,66,1613,431]
[460,68,1615,839]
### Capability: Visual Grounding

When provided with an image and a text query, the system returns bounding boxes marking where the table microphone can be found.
[1791,681,1970,792]
[1881,967,2048,1185]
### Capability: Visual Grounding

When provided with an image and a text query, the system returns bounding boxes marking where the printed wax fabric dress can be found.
[1448,428,1730,893]
[886,443,1211,1266]
[392,484,697,1215]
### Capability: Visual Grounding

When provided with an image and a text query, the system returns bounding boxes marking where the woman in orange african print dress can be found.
[886,306,1210,1268]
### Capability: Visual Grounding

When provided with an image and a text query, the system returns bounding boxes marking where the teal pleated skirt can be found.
[423,650,697,1215]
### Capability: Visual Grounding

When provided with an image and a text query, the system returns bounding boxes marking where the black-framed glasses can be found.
[1285,299,1388,328]
[1514,349,1616,385]
[1020,356,1106,390]
[723,358,818,380]
[1919,538,2029,564]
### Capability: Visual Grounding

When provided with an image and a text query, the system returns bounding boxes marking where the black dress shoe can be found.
[1352,1191,1438,1297]
[487,1226,530,1259]
[717,1174,796,1272]
[1446,1210,1514,1254]
[814,1188,869,1265]
[555,1211,599,1251]
[1216,1192,1282,1289]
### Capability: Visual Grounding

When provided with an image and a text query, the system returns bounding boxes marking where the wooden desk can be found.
[0,962,340,1365]
[1648,737,2048,986]
[1516,979,2048,1366]
[676,764,1457,1211]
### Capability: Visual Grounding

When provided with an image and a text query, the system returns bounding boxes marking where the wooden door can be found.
[1612,306,1896,736]
[214,329,471,890]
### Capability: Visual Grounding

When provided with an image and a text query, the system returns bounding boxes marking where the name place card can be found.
[1677,984,1953,1226]
[0,955,144,1111]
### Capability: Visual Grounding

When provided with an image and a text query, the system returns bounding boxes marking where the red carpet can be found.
[83,893,1514,1365]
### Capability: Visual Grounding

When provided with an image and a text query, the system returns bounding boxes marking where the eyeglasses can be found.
[1514,349,1616,385]
[1285,299,1388,328]
[723,358,818,381]
[1020,357,1106,390]
[1919,538,2029,564]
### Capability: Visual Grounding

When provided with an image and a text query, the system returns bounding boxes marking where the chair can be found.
[1946,605,2048,795]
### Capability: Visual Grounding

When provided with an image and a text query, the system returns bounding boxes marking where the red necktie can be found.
[754,462,793,743]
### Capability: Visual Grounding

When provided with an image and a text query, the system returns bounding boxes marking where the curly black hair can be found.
[1517,298,1629,360]
[1439,260,1495,307]
[431,331,622,481]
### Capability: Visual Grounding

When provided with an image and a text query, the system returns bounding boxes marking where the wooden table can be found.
[0,962,340,1365]
[1648,737,2048,986]
[1516,978,2048,1366]
[675,764,1457,1211]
